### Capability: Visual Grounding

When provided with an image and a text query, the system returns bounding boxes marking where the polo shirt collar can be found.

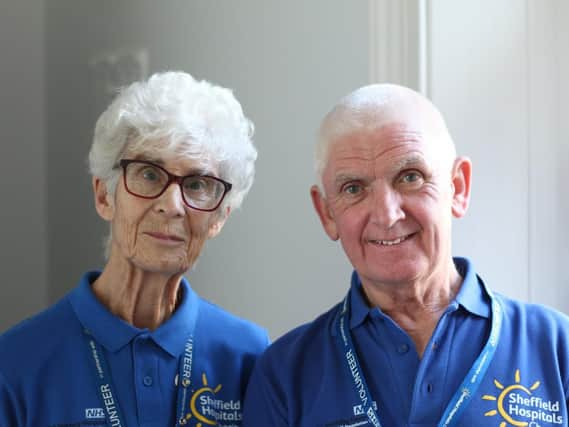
[349,270,371,329]
[69,272,199,357]
[347,257,491,330]
[453,257,491,318]
[151,276,199,357]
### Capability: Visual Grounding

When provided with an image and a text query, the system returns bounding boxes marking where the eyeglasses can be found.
[119,159,232,212]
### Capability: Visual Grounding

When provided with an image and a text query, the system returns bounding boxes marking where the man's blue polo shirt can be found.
[243,258,569,426]
[0,271,269,427]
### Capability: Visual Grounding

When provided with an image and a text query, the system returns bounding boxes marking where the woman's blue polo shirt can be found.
[243,258,569,427]
[0,272,269,427]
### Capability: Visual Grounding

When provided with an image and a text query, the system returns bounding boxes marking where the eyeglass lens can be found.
[124,162,226,210]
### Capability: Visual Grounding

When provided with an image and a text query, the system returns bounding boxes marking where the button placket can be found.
[397,343,410,354]
[133,335,162,423]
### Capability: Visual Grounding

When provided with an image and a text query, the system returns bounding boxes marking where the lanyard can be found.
[83,307,199,426]
[84,332,127,427]
[335,286,503,427]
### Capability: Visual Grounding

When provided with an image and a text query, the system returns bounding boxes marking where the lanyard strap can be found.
[335,288,502,427]
[336,297,382,427]
[84,294,199,427]
[84,331,197,427]
[439,296,502,426]
[175,336,195,426]
[84,332,127,427]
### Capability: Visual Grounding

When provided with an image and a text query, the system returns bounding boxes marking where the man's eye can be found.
[342,183,362,195]
[400,171,423,184]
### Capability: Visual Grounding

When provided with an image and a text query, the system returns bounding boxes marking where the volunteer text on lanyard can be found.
[335,288,502,427]
[83,306,199,427]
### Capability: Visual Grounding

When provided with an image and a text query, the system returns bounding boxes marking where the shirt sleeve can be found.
[0,370,21,427]
[242,355,288,426]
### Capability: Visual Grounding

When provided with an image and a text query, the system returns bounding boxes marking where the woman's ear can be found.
[208,206,231,239]
[450,156,472,218]
[93,177,114,221]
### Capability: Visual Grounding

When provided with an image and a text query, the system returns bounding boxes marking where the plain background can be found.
[1,0,567,338]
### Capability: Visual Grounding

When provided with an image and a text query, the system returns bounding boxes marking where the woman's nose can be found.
[154,182,186,216]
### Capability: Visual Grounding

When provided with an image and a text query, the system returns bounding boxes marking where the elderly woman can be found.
[0,71,268,427]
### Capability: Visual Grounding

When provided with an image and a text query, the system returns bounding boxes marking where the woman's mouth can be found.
[144,232,185,242]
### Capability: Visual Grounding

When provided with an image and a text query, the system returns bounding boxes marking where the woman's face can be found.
[94,149,228,276]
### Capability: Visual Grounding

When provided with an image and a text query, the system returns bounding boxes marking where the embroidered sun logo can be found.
[482,369,540,427]
[184,373,222,426]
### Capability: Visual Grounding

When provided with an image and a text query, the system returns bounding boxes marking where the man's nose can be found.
[154,182,186,217]
[369,184,405,228]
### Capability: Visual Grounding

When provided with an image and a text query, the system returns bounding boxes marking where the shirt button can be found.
[397,343,409,354]
[427,383,434,393]
[143,376,153,386]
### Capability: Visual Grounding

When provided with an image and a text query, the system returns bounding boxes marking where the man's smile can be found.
[367,232,416,246]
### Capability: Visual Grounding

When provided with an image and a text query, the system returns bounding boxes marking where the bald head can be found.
[315,84,456,182]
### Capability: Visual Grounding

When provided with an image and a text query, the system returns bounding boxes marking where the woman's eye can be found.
[142,168,160,181]
[185,179,207,192]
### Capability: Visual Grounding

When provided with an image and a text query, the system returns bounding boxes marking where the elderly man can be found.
[242,84,569,426]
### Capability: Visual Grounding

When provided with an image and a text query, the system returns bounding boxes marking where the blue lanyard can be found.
[84,332,127,427]
[83,307,199,426]
[175,336,195,426]
[335,287,503,427]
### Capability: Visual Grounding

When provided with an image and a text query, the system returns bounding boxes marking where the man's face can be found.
[95,152,227,276]
[312,122,469,288]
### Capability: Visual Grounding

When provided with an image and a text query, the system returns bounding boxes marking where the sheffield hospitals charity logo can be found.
[182,373,242,427]
[482,369,563,426]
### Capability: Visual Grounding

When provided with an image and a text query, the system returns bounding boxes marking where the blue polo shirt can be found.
[0,271,269,427]
[243,258,569,426]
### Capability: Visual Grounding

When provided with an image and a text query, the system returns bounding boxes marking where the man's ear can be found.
[310,185,339,241]
[208,206,231,239]
[93,177,114,221]
[450,156,472,218]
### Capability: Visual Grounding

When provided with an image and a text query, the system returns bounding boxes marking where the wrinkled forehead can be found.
[330,114,453,154]
[327,122,440,166]
[322,96,455,165]
[123,137,216,172]
[321,126,456,195]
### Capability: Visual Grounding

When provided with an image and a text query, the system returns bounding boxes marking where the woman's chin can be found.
[129,255,190,276]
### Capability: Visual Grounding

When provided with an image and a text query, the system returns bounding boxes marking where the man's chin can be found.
[364,263,427,286]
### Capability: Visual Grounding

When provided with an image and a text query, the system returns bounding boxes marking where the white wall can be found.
[428,0,568,311]
[3,1,566,337]
[430,1,530,301]
[0,1,47,332]
[526,0,568,307]
[45,0,368,338]
[557,0,569,303]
